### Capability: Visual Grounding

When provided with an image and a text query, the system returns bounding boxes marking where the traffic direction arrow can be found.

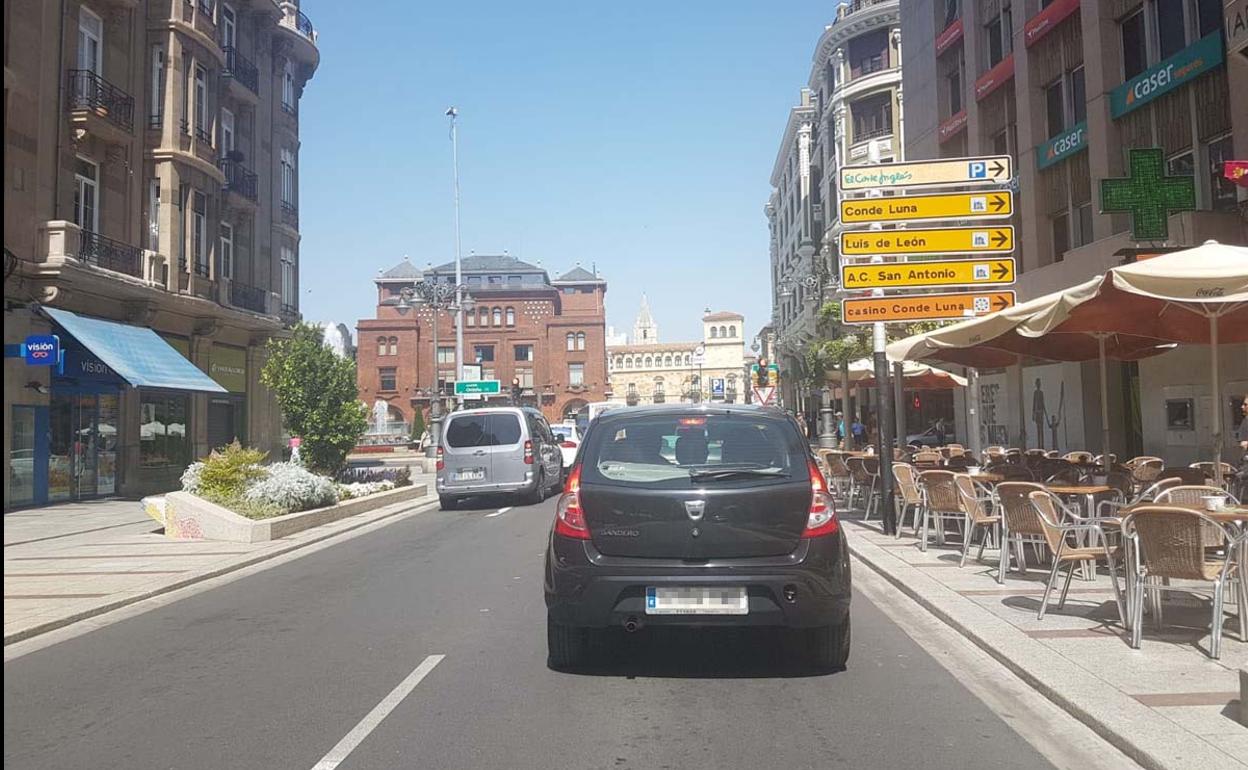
[839,226,1014,257]
[839,155,1012,192]
[840,190,1013,225]
[840,258,1016,290]
[841,291,1016,325]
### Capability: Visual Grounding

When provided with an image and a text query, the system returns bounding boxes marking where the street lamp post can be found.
[446,107,466,404]
[397,281,474,458]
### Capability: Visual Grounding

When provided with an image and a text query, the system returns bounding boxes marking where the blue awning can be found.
[43,307,227,393]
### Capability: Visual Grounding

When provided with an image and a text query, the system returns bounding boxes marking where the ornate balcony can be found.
[78,230,143,278]
[230,282,269,314]
[66,69,134,142]
[220,156,258,203]
[277,3,319,68]
[280,201,299,229]
[221,46,259,98]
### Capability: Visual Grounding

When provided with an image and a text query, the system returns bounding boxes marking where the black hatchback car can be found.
[543,405,851,670]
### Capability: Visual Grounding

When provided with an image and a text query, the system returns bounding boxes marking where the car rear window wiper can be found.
[688,467,790,481]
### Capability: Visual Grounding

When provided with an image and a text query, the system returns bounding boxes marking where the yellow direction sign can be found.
[840,190,1012,225]
[840,258,1016,290]
[840,155,1012,192]
[841,291,1016,325]
[840,225,1014,257]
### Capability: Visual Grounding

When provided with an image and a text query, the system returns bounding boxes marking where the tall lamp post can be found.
[778,266,840,448]
[446,107,466,404]
[397,281,474,457]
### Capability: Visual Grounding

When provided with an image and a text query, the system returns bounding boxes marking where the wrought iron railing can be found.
[66,69,135,133]
[280,201,299,228]
[221,47,259,95]
[193,258,211,277]
[198,0,215,17]
[852,125,893,143]
[219,157,258,202]
[148,113,163,129]
[195,123,212,142]
[280,303,299,325]
[78,231,143,278]
[230,282,268,313]
[296,11,315,39]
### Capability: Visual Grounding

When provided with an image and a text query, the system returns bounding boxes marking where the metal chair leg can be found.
[1103,547,1126,628]
[1211,581,1225,660]
[1130,574,1144,648]
[919,509,929,552]
[959,517,974,567]
[1058,561,1076,609]
[1039,549,1065,620]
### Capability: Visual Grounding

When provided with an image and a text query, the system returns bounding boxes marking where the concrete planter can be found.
[143,483,428,543]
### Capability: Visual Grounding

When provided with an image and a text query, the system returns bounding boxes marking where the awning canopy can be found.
[43,307,226,393]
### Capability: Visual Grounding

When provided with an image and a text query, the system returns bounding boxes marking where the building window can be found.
[377,336,387,356]
[1074,203,1094,248]
[505,307,515,326]
[514,344,533,362]
[851,92,892,142]
[150,44,166,126]
[576,332,586,351]
[221,107,235,152]
[437,346,455,364]
[1051,213,1070,262]
[388,337,398,356]
[488,275,503,285]
[710,327,719,339]
[473,344,495,362]
[728,326,737,338]
[466,309,475,327]
[280,246,295,307]
[140,392,190,468]
[568,363,585,386]
[848,28,888,78]
[194,64,208,140]
[148,178,160,251]
[221,3,237,47]
[192,191,207,275]
[943,0,959,28]
[947,70,962,116]
[78,8,103,75]
[280,149,295,206]
[516,367,533,388]
[1168,150,1194,178]
[644,355,653,368]
[73,157,99,233]
[1069,66,1086,125]
[1156,0,1186,59]
[984,3,1012,68]
[492,307,502,326]
[1045,78,1065,139]
[566,333,576,351]
[219,222,233,279]
[1207,135,1236,212]
[282,60,296,112]
[379,367,397,391]
[1120,10,1147,80]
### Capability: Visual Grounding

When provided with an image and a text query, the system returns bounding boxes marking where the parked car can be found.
[907,426,942,447]
[544,405,851,671]
[437,407,564,509]
[550,425,580,468]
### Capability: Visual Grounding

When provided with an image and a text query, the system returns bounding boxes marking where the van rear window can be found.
[445,413,522,448]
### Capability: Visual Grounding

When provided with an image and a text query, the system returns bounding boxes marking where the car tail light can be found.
[436,446,444,472]
[560,441,577,449]
[802,459,839,537]
[554,464,591,539]
[523,439,534,464]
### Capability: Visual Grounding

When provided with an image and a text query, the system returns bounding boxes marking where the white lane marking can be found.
[485,506,513,518]
[310,654,445,770]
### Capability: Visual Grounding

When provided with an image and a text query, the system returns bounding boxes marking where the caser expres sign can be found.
[1110,32,1224,119]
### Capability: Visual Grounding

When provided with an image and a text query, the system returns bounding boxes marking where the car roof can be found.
[591,403,788,425]
[446,406,540,418]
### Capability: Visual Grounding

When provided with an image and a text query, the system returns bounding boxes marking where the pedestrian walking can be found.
[851,418,866,449]
[934,417,947,447]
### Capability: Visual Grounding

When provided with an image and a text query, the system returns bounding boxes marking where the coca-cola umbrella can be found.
[1017,241,1248,483]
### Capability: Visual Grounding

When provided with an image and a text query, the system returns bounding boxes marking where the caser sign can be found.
[1110,32,1224,118]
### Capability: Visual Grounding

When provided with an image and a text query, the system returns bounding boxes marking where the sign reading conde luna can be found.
[1109,32,1224,119]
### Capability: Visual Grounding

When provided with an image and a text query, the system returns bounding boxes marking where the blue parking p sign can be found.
[969,161,987,179]
[23,335,60,366]
[711,378,725,396]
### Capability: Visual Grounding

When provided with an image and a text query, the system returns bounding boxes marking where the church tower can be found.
[632,294,659,345]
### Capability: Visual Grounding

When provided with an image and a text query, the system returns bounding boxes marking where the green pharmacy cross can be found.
[1100,148,1196,241]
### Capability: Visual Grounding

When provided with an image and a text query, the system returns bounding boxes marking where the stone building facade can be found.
[607,306,749,405]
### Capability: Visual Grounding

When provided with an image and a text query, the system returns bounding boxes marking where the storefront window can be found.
[9,406,38,507]
[140,392,190,468]
[97,393,119,495]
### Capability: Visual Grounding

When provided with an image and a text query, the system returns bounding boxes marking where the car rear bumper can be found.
[437,472,537,497]
[544,533,851,629]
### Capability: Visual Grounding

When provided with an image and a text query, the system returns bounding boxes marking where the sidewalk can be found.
[4,475,437,645]
[841,510,1247,770]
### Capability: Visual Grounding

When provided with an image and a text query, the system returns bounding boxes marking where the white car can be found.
[550,425,580,467]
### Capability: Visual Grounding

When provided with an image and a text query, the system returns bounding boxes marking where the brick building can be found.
[357,256,609,427]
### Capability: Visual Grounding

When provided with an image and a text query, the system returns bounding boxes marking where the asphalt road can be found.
[4,493,1059,770]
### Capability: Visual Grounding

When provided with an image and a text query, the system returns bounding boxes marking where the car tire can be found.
[524,469,545,505]
[807,618,851,671]
[546,617,589,670]
[439,495,457,511]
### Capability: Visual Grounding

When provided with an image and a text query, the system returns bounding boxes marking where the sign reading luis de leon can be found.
[1036,121,1087,170]
[1109,32,1224,119]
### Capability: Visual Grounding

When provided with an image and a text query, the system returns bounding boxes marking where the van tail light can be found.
[802,459,839,538]
[560,441,577,449]
[436,446,444,472]
[524,439,534,464]
[554,464,591,540]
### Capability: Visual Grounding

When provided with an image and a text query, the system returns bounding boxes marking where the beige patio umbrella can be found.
[1017,241,1248,483]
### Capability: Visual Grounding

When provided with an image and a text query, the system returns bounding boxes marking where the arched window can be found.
[664,354,672,367]
[388,336,398,356]
[505,307,515,326]
[684,353,692,366]
[625,356,633,369]
[710,327,719,339]
[728,325,737,338]
[377,336,387,356]
[719,325,728,338]
[566,333,576,351]
[492,307,502,327]
[644,355,653,368]
[478,307,488,326]
[466,309,475,327]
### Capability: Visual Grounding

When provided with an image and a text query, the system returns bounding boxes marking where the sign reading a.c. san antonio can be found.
[1110,32,1224,119]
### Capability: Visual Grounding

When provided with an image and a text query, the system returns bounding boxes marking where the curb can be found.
[3,495,439,647]
[846,526,1247,770]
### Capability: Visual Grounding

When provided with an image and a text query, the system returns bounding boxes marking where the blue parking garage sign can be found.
[23,335,60,366]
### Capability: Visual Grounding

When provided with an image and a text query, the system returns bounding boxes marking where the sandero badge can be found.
[23,335,60,366]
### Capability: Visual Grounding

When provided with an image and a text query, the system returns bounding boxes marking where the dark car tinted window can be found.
[581,413,806,489]
[445,413,523,448]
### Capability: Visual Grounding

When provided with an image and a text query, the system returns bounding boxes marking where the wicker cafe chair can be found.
[1028,491,1127,627]
[861,456,881,520]
[1122,506,1243,659]
[1094,453,1118,467]
[1157,467,1210,486]
[1129,457,1165,487]
[982,445,1007,464]
[820,450,854,503]
[892,463,925,538]
[990,463,1036,482]
[1098,477,1182,518]
[995,482,1049,584]
[847,456,881,519]
[1153,486,1240,549]
[1039,459,1082,485]
[1064,451,1095,464]
[913,449,942,464]
[956,474,1001,569]
[918,470,963,552]
[1190,462,1238,489]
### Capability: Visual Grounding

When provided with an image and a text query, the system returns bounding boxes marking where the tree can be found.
[410,408,426,444]
[261,322,367,475]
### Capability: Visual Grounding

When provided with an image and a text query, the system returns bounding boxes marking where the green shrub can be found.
[410,411,426,443]
[196,443,268,503]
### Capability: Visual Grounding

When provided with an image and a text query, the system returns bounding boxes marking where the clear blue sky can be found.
[299,1,832,344]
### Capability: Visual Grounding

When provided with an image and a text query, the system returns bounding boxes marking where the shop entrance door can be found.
[48,391,119,501]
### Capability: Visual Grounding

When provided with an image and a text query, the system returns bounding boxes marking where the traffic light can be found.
[755,359,769,387]
[766,364,779,387]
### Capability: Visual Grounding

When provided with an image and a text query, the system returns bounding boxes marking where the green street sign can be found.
[454,379,501,395]
[1109,32,1224,119]
[1036,121,1087,170]
[1100,148,1196,241]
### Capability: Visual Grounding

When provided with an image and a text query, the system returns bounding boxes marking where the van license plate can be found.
[456,468,485,481]
[645,587,748,615]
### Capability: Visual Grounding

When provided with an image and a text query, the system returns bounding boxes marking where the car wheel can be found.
[807,618,851,671]
[546,617,590,670]
[524,469,545,505]
[439,495,457,511]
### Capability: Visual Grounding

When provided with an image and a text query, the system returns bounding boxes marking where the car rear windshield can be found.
[580,413,807,489]
[445,413,522,448]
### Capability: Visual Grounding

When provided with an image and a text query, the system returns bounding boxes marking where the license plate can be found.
[456,468,485,481]
[645,586,748,615]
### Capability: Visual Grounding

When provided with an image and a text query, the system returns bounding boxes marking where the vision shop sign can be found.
[23,335,61,366]
[1110,32,1224,119]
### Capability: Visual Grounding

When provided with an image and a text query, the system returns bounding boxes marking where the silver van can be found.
[436,406,565,509]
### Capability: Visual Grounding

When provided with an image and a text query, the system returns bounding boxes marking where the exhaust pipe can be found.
[623,616,641,633]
